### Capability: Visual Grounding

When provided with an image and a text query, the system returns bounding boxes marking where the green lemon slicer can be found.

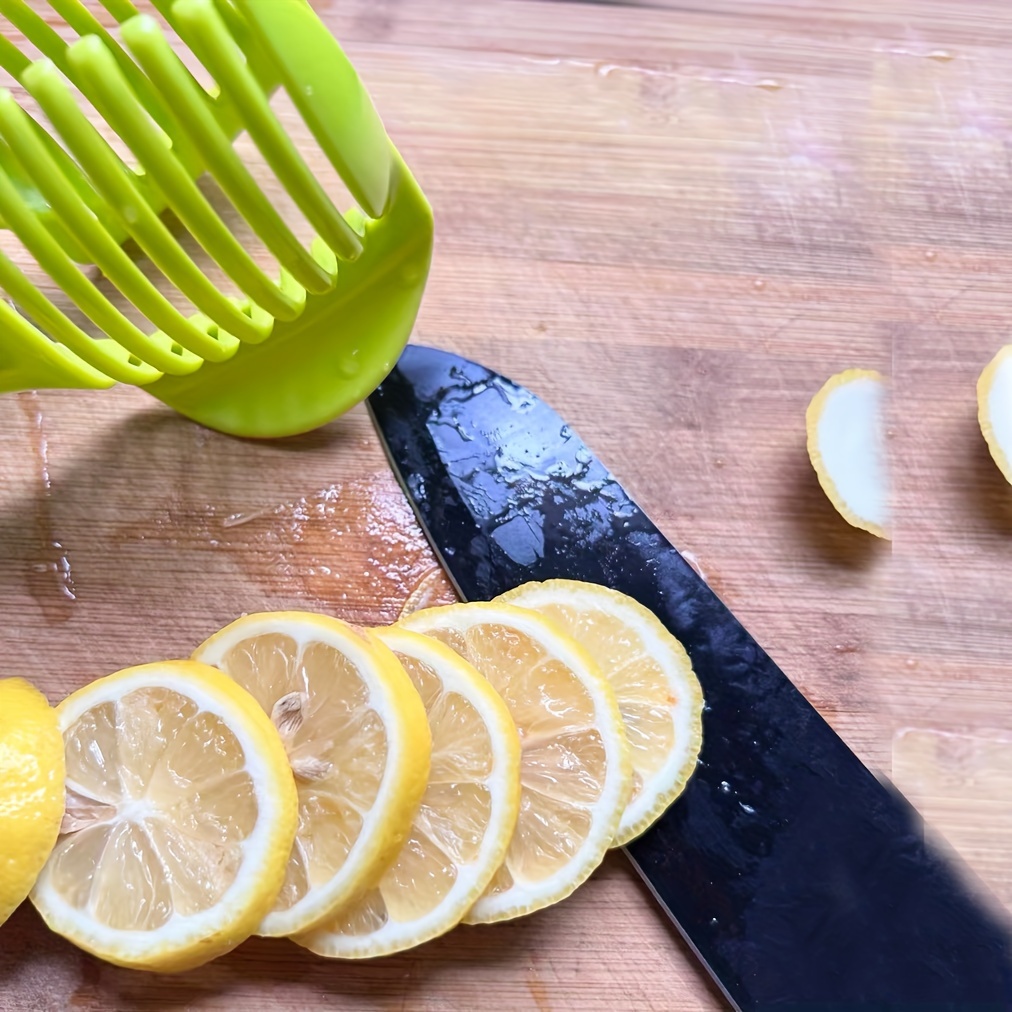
[0,0,432,437]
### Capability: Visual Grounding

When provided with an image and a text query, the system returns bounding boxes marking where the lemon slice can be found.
[498,581,703,846]
[297,627,521,957]
[978,345,1012,485]
[806,369,890,538]
[193,612,431,937]
[0,679,65,927]
[30,661,297,971]
[400,603,631,924]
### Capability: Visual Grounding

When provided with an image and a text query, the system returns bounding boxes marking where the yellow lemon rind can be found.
[0,679,65,928]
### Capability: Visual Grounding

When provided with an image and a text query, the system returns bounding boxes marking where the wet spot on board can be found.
[121,471,459,625]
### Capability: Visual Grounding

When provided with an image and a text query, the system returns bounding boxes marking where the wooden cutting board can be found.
[1,0,1011,1008]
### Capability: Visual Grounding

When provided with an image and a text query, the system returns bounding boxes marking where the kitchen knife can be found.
[367,344,1012,1012]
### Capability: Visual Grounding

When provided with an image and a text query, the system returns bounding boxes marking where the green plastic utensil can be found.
[0,0,432,437]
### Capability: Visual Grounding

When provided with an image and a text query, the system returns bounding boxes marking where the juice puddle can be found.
[153,471,458,625]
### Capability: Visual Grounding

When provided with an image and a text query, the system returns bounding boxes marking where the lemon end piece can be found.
[978,345,1012,487]
[806,369,890,540]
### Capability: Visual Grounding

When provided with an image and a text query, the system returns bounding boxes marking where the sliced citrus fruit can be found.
[30,661,297,971]
[806,369,890,538]
[0,679,65,927]
[497,580,703,846]
[978,345,1012,486]
[297,627,521,957]
[399,602,631,924]
[193,612,431,937]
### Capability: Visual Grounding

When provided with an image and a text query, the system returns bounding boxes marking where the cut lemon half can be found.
[0,679,65,927]
[297,627,521,957]
[498,580,703,846]
[806,369,890,538]
[30,661,297,972]
[193,612,431,937]
[978,345,1012,486]
[400,603,631,924]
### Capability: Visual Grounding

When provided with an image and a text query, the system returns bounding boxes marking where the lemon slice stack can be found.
[5,580,704,970]
[299,627,521,957]
[499,580,704,847]
[401,602,632,923]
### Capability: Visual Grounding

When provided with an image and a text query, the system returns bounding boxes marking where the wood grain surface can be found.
[2,0,1012,1008]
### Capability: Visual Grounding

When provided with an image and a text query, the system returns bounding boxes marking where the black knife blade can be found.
[367,344,1012,1012]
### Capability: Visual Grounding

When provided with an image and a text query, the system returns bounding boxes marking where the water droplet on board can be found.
[223,505,280,528]
[719,780,732,794]
[17,391,76,622]
[924,249,937,261]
